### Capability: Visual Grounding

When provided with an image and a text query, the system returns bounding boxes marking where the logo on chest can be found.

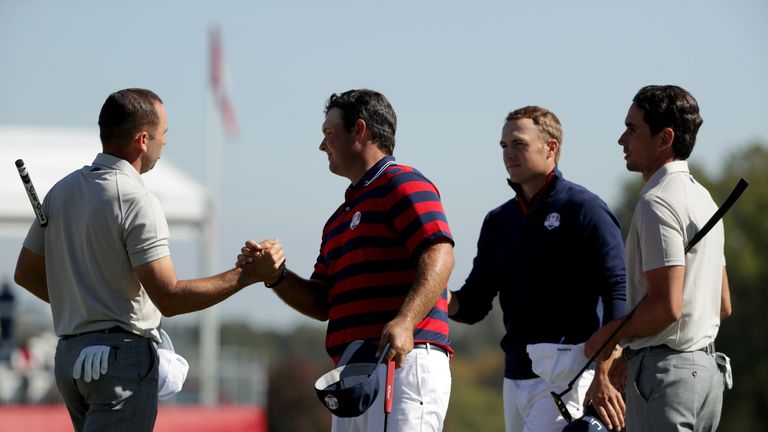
[349,211,362,230]
[544,212,561,230]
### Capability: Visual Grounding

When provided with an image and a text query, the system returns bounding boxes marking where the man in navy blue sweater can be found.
[448,106,627,431]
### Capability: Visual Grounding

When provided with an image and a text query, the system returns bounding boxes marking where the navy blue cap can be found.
[562,404,608,432]
[314,342,389,418]
[315,362,380,417]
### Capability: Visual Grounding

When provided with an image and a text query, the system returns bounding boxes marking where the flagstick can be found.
[199,87,222,406]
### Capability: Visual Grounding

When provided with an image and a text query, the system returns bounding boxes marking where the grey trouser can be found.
[54,329,159,432]
[626,346,723,432]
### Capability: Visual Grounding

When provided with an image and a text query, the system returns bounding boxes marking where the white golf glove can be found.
[714,352,733,390]
[73,345,110,383]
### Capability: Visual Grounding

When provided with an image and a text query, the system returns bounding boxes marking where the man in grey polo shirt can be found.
[14,88,285,431]
[586,85,732,432]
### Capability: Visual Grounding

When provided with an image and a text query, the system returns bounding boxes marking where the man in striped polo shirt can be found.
[242,89,455,431]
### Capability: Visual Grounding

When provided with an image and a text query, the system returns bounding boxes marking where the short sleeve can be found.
[387,171,453,256]
[123,192,170,267]
[638,195,685,272]
[23,220,45,255]
[311,251,330,284]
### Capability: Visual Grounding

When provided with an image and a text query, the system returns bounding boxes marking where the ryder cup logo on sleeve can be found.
[544,212,561,230]
[349,211,362,230]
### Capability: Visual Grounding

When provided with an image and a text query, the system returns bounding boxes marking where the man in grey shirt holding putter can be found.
[586,85,732,432]
[15,88,284,431]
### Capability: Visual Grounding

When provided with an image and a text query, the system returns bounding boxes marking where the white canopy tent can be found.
[0,126,209,238]
[0,125,223,405]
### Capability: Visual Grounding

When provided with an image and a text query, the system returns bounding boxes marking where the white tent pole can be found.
[200,88,221,406]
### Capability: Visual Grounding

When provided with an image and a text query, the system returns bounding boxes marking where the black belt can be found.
[60,326,135,341]
[413,343,450,357]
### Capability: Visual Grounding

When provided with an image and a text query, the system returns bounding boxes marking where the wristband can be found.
[265,263,287,288]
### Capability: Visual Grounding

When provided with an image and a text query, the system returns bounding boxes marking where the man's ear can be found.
[546,138,559,160]
[354,119,368,142]
[133,131,149,153]
[658,127,675,151]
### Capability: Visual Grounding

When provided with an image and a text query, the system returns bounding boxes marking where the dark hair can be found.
[632,85,703,160]
[324,89,397,155]
[506,106,563,163]
[98,88,163,148]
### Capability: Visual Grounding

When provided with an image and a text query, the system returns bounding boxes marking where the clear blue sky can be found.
[2,0,766,330]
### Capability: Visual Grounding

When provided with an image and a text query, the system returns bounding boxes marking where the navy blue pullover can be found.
[452,169,627,379]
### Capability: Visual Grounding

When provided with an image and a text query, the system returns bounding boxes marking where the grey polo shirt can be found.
[24,153,169,342]
[624,161,725,351]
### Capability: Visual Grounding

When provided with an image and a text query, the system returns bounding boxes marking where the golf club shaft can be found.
[684,178,748,253]
[377,342,392,366]
[561,177,749,393]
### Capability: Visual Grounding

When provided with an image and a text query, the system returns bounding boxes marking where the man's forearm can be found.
[720,267,732,320]
[167,268,250,316]
[14,247,49,303]
[619,295,678,342]
[595,346,622,374]
[18,279,49,303]
[397,241,454,326]
[447,290,459,316]
[620,265,684,342]
[591,298,677,355]
[272,270,330,321]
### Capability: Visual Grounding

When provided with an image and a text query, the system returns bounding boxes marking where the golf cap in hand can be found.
[562,404,608,432]
[157,328,189,400]
[314,340,386,418]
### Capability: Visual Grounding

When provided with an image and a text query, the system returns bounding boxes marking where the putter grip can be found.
[15,159,48,227]
[384,360,395,414]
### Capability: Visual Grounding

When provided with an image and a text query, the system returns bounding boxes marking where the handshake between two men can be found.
[70,238,286,389]
[236,239,286,287]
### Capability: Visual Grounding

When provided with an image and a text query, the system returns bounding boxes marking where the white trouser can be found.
[503,370,594,432]
[332,344,451,432]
